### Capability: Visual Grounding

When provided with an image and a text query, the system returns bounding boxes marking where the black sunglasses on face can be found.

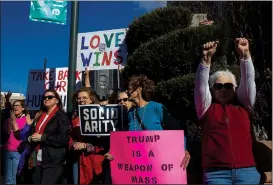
[213,83,234,90]
[118,98,128,103]
[43,95,55,100]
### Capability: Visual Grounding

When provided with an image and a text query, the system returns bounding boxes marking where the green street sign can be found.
[29,0,68,25]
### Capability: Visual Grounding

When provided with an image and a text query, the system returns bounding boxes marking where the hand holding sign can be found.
[73,142,87,150]
[84,67,91,88]
[105,152,114,161]
[118,65,124,74]
[84,67,89,76]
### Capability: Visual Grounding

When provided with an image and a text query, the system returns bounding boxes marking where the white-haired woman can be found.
[194,38,260,184]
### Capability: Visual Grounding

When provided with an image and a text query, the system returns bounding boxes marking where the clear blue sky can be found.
[1,1,166,94]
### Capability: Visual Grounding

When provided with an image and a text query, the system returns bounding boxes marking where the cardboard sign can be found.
[77,28,127,71]
[79,104,123,136]
[25,67,82,111]
[110,130,187,184]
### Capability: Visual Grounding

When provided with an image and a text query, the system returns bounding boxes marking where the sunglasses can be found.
[213,83,234,90]
[43,95,55,100]
[118,98,128,103]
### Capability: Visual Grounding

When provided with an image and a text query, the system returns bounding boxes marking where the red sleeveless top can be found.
[200,103,256,168]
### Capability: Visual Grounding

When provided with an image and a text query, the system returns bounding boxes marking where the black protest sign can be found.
[79,104,123,136]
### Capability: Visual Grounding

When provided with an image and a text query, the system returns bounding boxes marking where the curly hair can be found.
[128,74,155,101]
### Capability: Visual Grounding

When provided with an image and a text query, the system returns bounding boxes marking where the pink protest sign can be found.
[110,130,187,184]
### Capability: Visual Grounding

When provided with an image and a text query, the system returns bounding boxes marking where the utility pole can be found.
[67,1,79,116]
[44,58,47,69]
[117,69,120,89]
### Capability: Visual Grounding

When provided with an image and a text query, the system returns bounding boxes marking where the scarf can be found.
[69,116,105,184]
[34,106,59,151]
[79,149,105,184]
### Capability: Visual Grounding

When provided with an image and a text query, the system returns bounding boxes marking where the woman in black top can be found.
[27,89,70,184]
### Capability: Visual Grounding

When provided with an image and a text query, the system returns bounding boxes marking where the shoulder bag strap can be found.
[134,109,146,130]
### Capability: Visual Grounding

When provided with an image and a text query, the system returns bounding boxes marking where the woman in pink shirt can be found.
[2,100,28,184]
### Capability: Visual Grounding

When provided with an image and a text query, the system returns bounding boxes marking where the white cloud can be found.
[134,1,167,12]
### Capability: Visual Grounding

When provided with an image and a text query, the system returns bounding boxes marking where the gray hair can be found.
[209,69,237,88]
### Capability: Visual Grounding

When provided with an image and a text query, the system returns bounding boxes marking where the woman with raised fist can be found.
[194,38,260,184]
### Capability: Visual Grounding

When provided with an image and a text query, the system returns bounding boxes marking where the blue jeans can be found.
[72,161,78,184]
[203,167,261,184]
[3,151,21,184]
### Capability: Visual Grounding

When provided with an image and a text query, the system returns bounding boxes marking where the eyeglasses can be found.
[13,104,21,107]
[118,98,128,103]
[213,83,234,90]
[43,95,55,100]
[77,96,89,102]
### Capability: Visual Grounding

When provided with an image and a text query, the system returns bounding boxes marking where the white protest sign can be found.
[25,67,82,111]
[79,104,123,136]
[77,28,127,71]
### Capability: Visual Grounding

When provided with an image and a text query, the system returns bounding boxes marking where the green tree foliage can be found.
[125,6,192,55]
[222,1,272,140]
[154,73,196,124]
[123,6,231,142]
[166,1,272,140]
[123,25,227,82]
[124,2,272,141]
[122,3,271,183]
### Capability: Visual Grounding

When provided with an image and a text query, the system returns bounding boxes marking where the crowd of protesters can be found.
[0,38,261,184]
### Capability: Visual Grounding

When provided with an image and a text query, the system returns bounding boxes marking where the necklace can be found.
[134,102,149,131]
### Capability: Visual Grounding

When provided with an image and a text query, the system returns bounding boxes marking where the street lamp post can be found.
[44,58,47,69]
[67,1,79,116]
